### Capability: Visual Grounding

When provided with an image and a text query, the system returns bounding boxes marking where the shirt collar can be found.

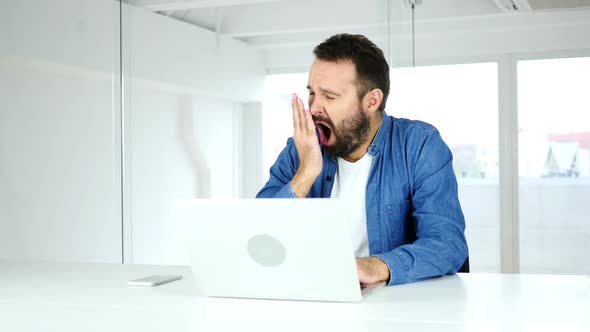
[368,111,391,158]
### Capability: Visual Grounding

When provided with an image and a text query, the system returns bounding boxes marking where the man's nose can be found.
[309,99,323,117]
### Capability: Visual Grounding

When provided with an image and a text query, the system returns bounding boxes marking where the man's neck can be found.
[342,112,383,163]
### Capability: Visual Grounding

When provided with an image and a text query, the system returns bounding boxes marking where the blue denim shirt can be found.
[256,112,468,285]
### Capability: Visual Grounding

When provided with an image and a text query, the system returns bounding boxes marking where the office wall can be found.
[128,90,240,264]
[0,0,122,263]
[122,4,265,264]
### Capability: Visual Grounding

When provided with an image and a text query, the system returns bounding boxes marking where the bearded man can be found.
[257,34,468,286]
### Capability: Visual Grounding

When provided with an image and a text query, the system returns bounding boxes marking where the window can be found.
[518,56,590,274]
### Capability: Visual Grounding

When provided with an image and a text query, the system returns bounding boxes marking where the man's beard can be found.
[315,108,371,158]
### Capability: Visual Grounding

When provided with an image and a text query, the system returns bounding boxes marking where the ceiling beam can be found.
[218,0,501,38]
[238,8,590,50]
[133,0,283,12]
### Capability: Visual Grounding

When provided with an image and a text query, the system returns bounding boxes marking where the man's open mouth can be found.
[316,122,333,145]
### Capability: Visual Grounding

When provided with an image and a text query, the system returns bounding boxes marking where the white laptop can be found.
[174,198,385,302]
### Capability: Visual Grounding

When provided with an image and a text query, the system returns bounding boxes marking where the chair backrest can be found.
[458,257,470,273]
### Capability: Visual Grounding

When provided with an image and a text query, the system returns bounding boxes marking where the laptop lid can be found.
[174,198,368,302]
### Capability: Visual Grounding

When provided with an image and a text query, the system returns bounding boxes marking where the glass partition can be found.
[0,0,122,263]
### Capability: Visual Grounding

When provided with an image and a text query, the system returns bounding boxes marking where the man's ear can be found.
[362,89,384,114]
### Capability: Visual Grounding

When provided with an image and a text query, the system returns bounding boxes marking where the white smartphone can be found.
[128,275,182,287]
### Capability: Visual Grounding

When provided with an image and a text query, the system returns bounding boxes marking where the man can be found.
[256,34,468,286]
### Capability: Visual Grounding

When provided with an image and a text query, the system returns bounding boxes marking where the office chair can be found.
[458,257,470,273]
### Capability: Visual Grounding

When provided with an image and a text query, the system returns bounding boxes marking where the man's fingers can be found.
[295,96,316,136]
[292,94,302,133]
[356,259,368,284]
[293,94,317,141]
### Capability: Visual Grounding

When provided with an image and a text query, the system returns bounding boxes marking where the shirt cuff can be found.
[375,250,412,286]
[271,182,298,198]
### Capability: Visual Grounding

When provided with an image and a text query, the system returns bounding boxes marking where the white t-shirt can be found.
[330,153,374,258]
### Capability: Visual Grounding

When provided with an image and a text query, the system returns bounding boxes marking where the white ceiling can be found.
[128,0,500,38]
[126,0,590,49]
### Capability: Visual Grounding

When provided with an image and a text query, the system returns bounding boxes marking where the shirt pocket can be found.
[384,200,413,248]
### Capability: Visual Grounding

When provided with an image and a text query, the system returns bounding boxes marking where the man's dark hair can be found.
[313,33,390,112]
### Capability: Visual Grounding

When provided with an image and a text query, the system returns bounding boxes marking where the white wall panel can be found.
[128,89,237,265]
[123,4,266,264]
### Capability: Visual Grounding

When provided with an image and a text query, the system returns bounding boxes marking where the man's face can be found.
[307,59,371,158]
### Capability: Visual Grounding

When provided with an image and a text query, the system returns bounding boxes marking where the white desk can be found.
[0,261,588,332]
